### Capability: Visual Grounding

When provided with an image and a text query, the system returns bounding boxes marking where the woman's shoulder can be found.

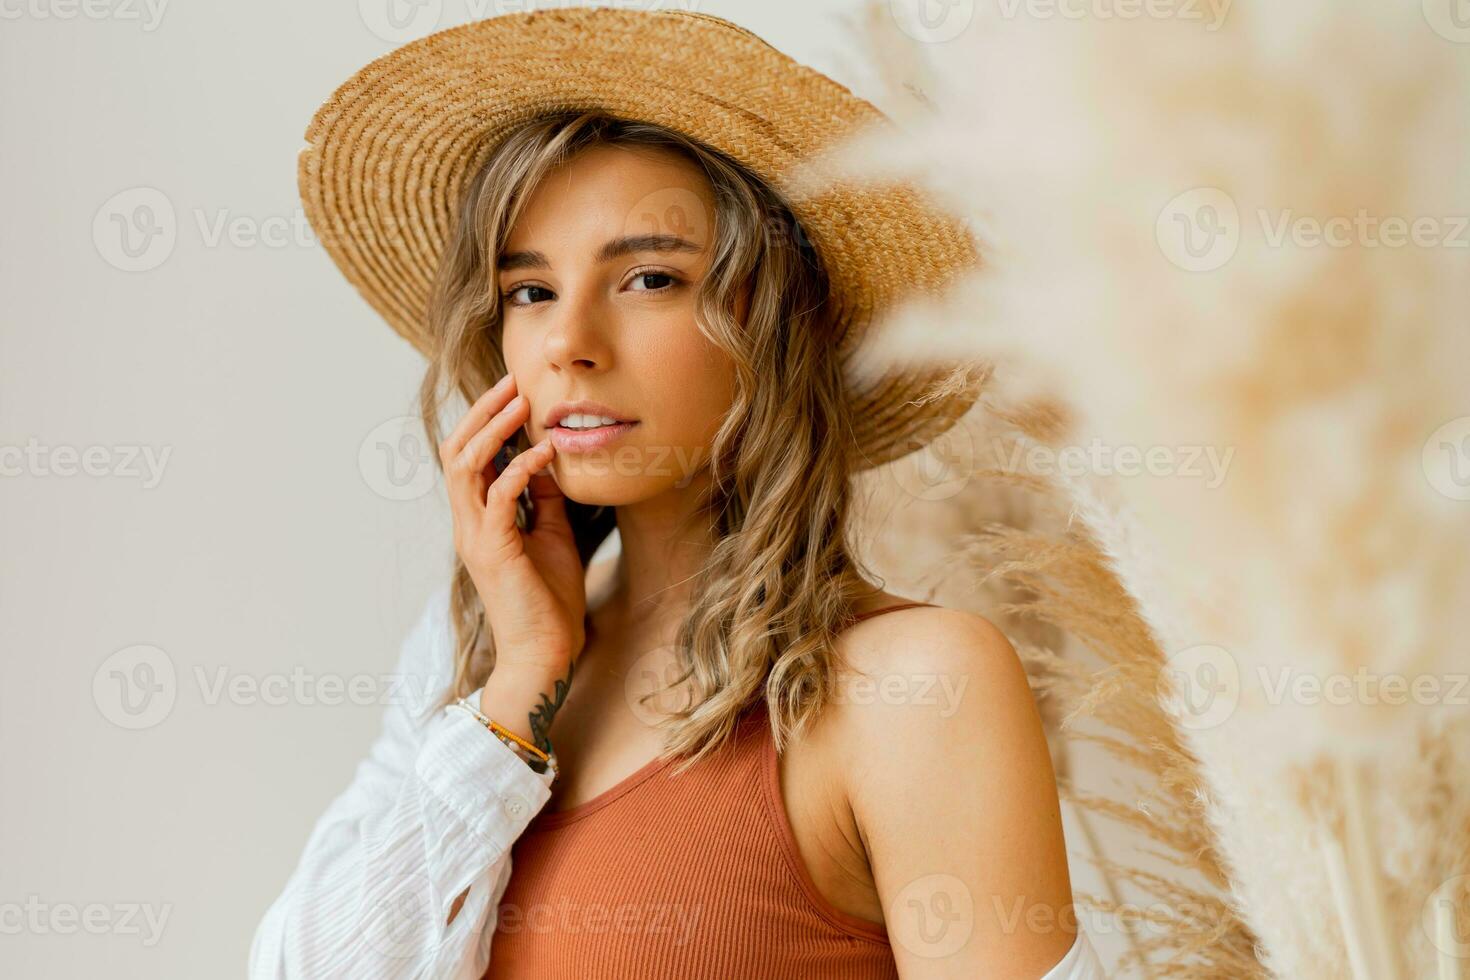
[836,593,1019,677]
[824,594,1041,779]
[820,596,1073,976]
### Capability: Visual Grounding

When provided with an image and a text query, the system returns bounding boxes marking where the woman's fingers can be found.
[524,470,570,535]
[442,385,529,519]
[459,394,530,483]
[439,373,516,462]
[482,436,556,551]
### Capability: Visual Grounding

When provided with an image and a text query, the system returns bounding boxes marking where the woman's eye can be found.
[503,285,552,306]
[628,272,677,292]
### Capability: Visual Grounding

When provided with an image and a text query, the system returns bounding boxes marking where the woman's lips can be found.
[548,420,639,453]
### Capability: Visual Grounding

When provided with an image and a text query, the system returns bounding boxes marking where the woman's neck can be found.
[598,480,715,646]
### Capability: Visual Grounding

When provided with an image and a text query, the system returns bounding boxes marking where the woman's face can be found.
[498,143,741,506]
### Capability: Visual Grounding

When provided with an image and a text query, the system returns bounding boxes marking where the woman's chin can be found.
[549,467,656,508]
[550,461,703,509]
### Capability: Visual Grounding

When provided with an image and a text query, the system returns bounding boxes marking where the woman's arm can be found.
[247,585,554,980]
[832,608,1104,979]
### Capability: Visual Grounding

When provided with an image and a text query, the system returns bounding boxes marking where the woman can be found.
[251,9,1104,979]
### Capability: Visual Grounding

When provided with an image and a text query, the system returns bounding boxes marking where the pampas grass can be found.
[831,1,1470,976]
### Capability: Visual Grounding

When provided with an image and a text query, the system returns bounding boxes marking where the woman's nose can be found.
[541,292,610,372]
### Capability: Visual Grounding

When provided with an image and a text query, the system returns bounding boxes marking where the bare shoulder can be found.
[824,600,1076,975]
[833,596,1025,691]
[824,595,1044,799]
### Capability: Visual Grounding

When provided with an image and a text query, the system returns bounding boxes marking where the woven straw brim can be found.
[298,8,981,470]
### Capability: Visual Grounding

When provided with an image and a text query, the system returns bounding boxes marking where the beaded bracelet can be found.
[453,697,560,781]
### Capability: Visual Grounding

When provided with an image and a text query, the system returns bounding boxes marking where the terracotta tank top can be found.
[480,601,936,979]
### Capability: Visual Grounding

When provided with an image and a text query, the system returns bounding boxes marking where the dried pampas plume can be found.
[821,1,1470,977]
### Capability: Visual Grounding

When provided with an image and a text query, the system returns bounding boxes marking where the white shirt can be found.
[247,584,1107,979]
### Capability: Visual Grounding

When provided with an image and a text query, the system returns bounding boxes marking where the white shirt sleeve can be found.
[1038,929,1108,979]
[247,583,555,980]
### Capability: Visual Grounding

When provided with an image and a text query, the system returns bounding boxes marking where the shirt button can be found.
[504,795,528,819]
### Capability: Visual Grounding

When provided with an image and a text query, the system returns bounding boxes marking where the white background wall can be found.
[0,2,1131,976]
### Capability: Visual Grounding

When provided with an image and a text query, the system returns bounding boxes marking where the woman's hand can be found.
[439,372,587,691]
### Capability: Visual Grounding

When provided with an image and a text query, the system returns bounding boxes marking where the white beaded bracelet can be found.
[452,698,560,781]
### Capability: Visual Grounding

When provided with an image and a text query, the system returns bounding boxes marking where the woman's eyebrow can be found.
[498,234,703,273]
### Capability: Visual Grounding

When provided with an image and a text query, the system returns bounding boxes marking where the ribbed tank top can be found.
[480,601,936,979]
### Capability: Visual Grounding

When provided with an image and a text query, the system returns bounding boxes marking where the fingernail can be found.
[493,373,513,391]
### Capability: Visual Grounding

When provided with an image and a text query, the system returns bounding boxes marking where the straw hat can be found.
[298,7,981,470]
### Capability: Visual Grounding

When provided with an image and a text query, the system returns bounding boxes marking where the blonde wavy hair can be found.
[423,112,889,773]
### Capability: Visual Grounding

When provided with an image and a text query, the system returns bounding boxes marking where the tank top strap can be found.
[845,600,938,626]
